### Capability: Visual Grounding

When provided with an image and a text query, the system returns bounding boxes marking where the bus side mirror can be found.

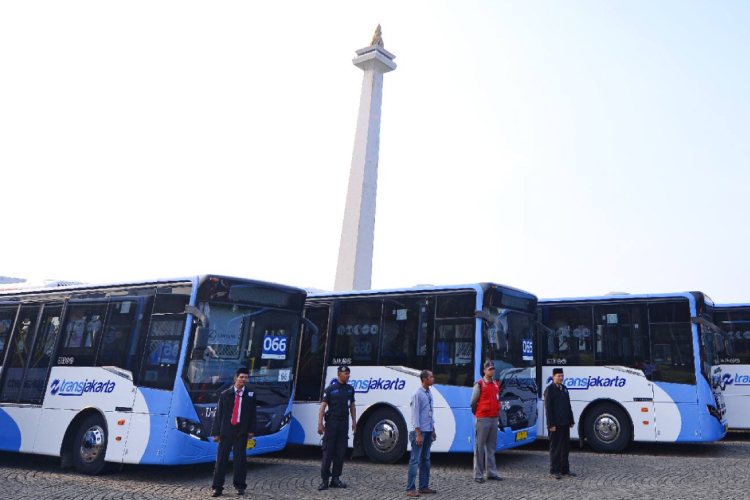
[475,310,507,350]
[194,326,210,351]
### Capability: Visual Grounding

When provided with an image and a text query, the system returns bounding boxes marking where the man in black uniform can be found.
[210,367,257,497]
[317,365,357,491]
[544,368,577,480]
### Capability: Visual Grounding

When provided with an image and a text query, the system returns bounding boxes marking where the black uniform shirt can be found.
[322,381,355,419]
[544,382,575,429]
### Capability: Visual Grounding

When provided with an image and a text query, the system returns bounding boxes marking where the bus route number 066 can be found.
[262,336,288,360]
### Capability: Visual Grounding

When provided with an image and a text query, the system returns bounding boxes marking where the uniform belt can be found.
[325,414,347,421]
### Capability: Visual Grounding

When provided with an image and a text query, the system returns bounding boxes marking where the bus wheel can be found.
[72,414,109,474]
[584,403,631,453]
[362,408,406,464]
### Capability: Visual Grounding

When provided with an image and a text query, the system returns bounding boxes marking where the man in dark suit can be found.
[211,367,257,497]
[544,368,577,480]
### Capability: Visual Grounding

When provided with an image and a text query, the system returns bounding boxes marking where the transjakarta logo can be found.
[722,373,750,386]
[330,377,406,394]
[546,375,627,390]
[49,378,116,397]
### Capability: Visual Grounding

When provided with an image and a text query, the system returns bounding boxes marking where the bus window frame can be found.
[56,299,110,367]
[0,302,21,371]
[19,302,64,405]
[0,304,43,404]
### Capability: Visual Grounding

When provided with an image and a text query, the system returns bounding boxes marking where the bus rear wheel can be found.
[584,403,631,453]
[72,414,109,474]
[362,408,406,464]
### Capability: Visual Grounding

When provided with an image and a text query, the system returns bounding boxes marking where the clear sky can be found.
[2,1,749,301]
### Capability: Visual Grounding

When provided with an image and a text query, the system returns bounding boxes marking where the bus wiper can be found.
[253,384,289,398]
[227,308,271,329]
[691,317,726,336]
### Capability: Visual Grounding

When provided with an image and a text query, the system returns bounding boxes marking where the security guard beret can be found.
[235,366,250,376]
[337,365,351,373]
[552,368,564,375]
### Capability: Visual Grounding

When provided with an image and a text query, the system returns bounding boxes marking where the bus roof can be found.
[0,274,305,299]
[539,291,710,305]
[715,303,750,309]
[309,282,537,300]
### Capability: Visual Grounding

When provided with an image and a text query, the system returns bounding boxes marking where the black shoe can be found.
[487,476,503,481]
[318,481,329,491]
[211,490,222,497]
[236,489,245,496]
[563,472,577,477]
[475,478,486,484]
[330,479,347,488]
[551,473,561,480]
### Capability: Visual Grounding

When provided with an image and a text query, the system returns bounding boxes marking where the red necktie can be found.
[231,390,240,426]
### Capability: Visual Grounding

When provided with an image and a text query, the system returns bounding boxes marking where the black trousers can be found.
[212,431,248,491]
[549,426,571,474]
[321,418,348,481]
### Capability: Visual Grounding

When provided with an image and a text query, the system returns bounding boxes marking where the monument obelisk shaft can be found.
[334,26,397,291]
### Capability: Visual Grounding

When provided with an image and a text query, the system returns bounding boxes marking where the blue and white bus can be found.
[0,275,306,473]
[713,303,750,430]
[536,292,727,453]
[289,283,539,463]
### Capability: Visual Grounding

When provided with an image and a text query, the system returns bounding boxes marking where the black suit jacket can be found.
[211,386,258,438]
[544,383,575,429]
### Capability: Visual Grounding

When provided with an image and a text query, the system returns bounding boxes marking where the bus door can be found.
[294,306,330,402]
[592,303,656,441]
[288,305,330,445]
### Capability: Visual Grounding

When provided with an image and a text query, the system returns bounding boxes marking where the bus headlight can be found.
[706,405,722,422]
[279,412,292,430]
[176,417,208,441]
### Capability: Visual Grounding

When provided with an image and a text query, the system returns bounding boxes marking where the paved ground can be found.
[2,434,750,500]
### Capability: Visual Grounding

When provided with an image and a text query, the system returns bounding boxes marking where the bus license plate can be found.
[515,431,528,442]
[246,438,256,450]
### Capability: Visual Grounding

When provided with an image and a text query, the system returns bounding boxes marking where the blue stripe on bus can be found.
[288,415,305,444]
[138,388,174,464]
[0,409,21,452]
[432,384,474,452]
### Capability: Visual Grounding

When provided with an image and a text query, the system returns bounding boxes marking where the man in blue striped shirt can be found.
[406,370,437,497]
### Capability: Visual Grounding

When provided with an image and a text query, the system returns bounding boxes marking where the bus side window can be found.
[57,302,108,367]
[329,299,382,366]
[0,306,41,403]
[717,310,750,365]
[647,300,695,384]
[97,296,154,381]
[380,297,433,370]
[541,305,594,366]
[593,304,649,369]
[433,293,475,387]
[137,290,189,389]
[0,306,18,367]
[139,315,186,390]
[20,304,63,404]
[648,324,695,384]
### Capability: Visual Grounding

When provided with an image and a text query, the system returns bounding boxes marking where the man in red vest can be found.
[470,361,502,483]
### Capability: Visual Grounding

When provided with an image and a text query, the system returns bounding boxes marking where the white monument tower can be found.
[334,25,397,291]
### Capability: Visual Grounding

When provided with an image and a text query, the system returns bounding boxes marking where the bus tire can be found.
[72,414,109,474]
[583,403,631,453]
[362,408,406,464]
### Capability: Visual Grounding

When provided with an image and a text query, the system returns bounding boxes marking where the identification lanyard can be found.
[426,389,433,419]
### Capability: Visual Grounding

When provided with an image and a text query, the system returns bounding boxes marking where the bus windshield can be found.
[185,302,301,407]
[482,307,536,373]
